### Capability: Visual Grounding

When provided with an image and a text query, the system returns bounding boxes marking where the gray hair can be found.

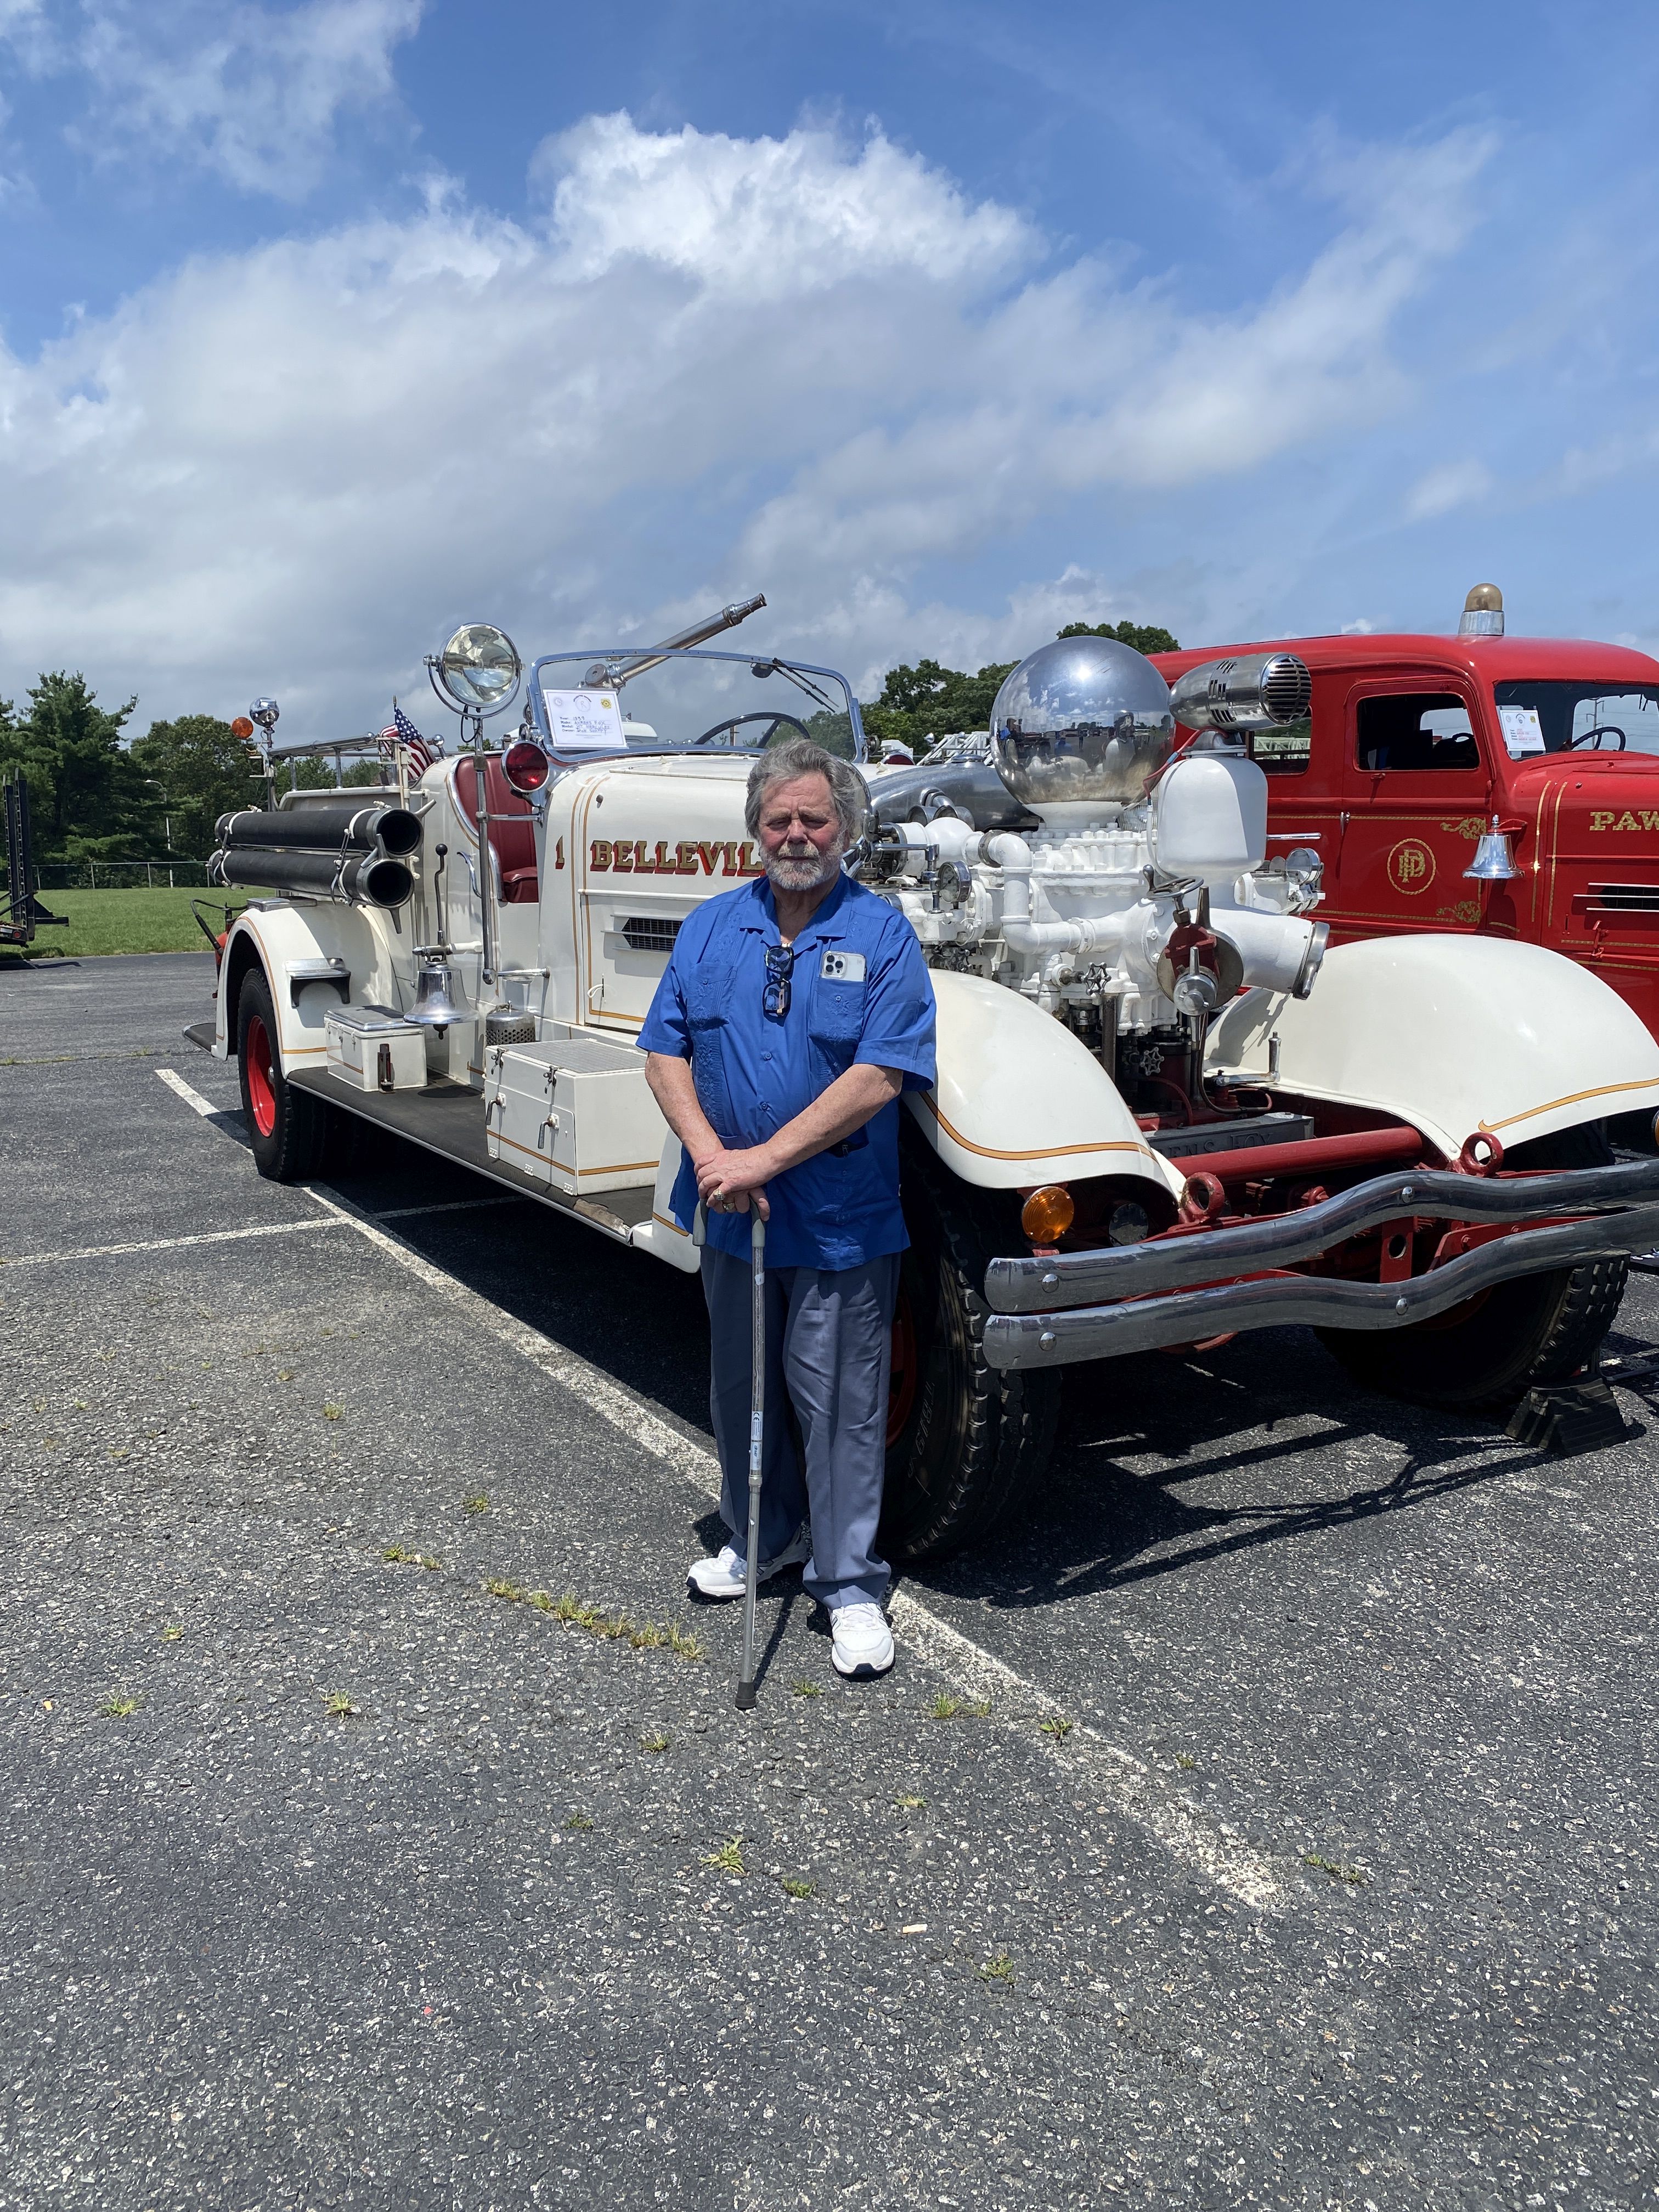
[743,738,868,845]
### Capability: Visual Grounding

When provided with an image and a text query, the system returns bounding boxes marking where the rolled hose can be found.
[213,801,423,857]
[208,844,414,909]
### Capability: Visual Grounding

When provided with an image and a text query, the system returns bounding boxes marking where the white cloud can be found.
[1406,456,1494,521]
[2,0,423,198]
[0,112,1493,738]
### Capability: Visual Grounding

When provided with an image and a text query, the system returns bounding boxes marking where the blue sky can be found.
[2,0,1657,736]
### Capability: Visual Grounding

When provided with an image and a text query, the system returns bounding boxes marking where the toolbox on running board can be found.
[325,1003,428,1093]
[484,1036,666,1196]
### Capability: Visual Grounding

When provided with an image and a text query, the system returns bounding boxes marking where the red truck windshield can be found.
[1492,679,1659,757]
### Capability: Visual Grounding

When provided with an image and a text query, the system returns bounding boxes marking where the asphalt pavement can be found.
[2,949,1657,2211]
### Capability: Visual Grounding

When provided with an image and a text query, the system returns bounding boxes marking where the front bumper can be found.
[981,1159,1659,1372]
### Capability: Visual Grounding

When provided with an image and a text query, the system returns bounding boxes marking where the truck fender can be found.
[1206,934,1659,1160]
[218,907,384,1070]
[905,970,1182,1198]
[628,1133,703,1274]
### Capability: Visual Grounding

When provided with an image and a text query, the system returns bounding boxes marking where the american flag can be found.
[379,703,442,777]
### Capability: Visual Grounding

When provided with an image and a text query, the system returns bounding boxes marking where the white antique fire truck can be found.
[190,601,1659,1556]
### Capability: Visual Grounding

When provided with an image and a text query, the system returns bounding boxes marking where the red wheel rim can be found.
[887,1288,918,1446]
[246,1013,277,1138]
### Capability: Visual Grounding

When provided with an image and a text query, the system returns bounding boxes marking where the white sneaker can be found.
[830,1600,894,1679]
[687,1526,810,1600]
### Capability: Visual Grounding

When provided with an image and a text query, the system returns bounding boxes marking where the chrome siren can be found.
[989,636,1176,814]
[1170,652,1311,732]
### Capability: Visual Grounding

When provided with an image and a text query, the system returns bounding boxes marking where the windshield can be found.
[528,647,862,761]
[1492,679,1659,757]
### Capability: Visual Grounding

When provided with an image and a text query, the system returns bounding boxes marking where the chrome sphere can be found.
[990,636,1176,812]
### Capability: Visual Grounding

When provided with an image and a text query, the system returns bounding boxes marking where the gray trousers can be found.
[700,1245,900,1609]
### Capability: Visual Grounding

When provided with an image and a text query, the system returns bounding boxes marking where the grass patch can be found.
[101,1691,142,1718]
[1176,1752,1197,1770]
[322,1690,359,1719]
[1,885,274,963]
[382,1545,442,1570]
[641,1731,671,1754]
[894,1792,926,1810]
[1304,1852,1365,1885]
[564,1813,595,1831]
[781,1877,815,1899]
[461,1492,490,1515]
[485,1580,703,1660]
[322,1403,343,1422]
[1039,1716,1074,1740]
[791,1678,823,1698]
[930,1695,991,1720]
[160,1625,183,1643]
[702,1837,745,1875]
[978,1952,1015,1983]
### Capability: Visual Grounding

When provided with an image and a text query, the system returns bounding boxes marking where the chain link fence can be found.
[2,857,216,890]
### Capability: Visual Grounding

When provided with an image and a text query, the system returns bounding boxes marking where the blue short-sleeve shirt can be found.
[637,872,936,1271]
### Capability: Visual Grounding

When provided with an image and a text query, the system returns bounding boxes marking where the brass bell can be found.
[1464,815,1521,881]
[410,959,464,1032]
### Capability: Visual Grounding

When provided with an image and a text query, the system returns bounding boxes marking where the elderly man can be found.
[640,738,936,1679]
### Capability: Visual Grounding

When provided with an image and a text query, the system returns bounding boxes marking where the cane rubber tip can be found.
[733,1680,758,1711]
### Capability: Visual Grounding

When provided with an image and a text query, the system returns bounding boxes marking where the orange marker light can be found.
[230,716,255,740]
[1020,1184,1075,1244]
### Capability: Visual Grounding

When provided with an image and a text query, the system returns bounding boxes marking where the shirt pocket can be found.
[684,957,735,1136]
[808,974,867,1080]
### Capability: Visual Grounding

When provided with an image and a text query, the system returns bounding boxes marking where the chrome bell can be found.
[1464,815,1521,881]
[410,959,464,1032]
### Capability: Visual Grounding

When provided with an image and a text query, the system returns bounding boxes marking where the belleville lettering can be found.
[588,836,763,876]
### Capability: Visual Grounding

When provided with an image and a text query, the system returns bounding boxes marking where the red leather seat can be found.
[454,756,539,903]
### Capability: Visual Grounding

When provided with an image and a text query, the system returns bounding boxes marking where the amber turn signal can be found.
[1020,1184,1075,1244]
[230,716,255,740]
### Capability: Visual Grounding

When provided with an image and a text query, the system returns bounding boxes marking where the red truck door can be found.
[1332,673,1494,940]
[1243,673,1345,898]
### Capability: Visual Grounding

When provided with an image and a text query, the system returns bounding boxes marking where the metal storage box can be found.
[325,1003,427,1093]
[484,1036,664,1197]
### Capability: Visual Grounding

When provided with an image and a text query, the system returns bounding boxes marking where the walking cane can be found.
[735,1207,766,1712]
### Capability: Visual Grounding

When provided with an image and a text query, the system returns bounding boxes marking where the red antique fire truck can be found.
[1154,588,1659,1133]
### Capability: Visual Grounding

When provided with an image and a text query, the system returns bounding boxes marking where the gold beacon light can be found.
[1458,583,1505,639]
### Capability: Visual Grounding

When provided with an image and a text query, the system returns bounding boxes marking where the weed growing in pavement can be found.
[791,1679,823,1697]
[1304,1853,1365,1884]
[487,1582,704,1660]
[930,1696,991,1720]
[641,1731,671,1754]
[978,1952,1015,1983]
[323,1403,343,1421]
[1176,1752,1197,1770]
[895,1793,926,1810]
[161,1626,183,1643]
[462,1493,490,1515]
[1039,1717,1074,1740]
[278,1369,296,1382]
[101,1692,142,1718]
[383,1547,442,1570]
[565,1813,595,1831]
[323,1691,359,1719]
[702,1837,745,1875]
[781,1877,815,1899]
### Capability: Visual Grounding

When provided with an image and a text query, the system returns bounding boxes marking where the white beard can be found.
[764,841,843,893]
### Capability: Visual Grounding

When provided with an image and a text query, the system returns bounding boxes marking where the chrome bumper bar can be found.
[980,1159,1659,1373]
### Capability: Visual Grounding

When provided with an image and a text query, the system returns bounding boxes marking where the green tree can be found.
[130,713,264,861]
[0,673,150,863]
[1056,619,1180,655]
[860,659,1018,755]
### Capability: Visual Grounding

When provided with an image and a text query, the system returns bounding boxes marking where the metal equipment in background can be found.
[427,623,523,1031]
[735,1207,768,1713]
[1,778,67,948]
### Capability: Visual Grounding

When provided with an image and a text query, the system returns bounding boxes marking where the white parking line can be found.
[157,1066,1285,1909]
[0,1219,344,1268]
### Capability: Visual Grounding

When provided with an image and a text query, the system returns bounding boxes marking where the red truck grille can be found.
[1573,883,1659,916]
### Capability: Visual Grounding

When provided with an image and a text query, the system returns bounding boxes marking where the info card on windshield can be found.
[542,688,625,752]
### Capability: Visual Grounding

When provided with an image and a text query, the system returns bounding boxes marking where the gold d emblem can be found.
[1387,838,1436,895]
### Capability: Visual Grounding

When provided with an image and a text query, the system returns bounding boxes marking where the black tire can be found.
[879,1134,1060,1562]
[237,969,330,1182]
[1316,1122,1629,1410]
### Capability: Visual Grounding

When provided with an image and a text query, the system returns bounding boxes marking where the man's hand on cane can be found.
[696,1145,774,1220]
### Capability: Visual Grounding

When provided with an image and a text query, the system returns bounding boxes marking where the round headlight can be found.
[502,738,551,795]
[436,624,522,714]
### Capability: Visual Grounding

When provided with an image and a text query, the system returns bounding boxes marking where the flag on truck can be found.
[379,704,442,776]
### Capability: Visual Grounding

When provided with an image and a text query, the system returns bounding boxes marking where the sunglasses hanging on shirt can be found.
[762,942,796,1020]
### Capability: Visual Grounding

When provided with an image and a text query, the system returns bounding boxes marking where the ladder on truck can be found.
[1,778,67,948]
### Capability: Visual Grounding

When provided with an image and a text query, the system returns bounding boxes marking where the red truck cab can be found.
[1154,601,1659,1057]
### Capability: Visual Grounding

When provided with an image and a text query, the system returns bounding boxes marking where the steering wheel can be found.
[1567,724,1628,752]
[690,710,813,749]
